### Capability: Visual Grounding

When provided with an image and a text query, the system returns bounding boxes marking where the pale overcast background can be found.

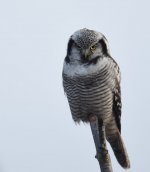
[0,0,149,172]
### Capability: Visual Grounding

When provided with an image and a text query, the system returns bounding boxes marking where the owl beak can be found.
[83,49,91,59]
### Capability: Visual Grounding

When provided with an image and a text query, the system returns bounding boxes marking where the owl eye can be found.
[75,44,82,50]
[90,44,97,52]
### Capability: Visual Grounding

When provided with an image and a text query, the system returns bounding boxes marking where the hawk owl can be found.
[62,28,130,169]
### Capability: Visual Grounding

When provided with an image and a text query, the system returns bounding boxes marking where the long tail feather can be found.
[107,131,130,169]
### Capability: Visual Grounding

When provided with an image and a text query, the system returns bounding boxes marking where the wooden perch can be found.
[90,116,113,172]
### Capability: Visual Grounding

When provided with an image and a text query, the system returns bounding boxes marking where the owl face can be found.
[65,28,110,65]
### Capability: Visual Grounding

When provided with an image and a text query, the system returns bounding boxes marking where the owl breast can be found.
[63,58,116,123]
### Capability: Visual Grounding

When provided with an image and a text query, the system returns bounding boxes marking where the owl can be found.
[62,28,130,169]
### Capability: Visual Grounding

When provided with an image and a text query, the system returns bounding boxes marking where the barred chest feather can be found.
[63,57,117,123]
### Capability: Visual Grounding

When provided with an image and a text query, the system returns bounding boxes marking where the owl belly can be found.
[79,85,113,122]
[63,57,116,124]
[64,72,114,124]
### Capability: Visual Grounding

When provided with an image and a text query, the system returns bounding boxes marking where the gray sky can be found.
[0,0,150,171]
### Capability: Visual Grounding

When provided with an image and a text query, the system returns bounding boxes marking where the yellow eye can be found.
[90,44,97,52]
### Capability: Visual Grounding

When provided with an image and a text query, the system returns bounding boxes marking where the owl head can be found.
[65,28,110,64]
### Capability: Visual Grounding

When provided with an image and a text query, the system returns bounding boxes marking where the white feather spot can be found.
[63,57,111,77]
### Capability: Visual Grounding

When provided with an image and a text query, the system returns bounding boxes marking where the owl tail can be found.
[106,131,130,169]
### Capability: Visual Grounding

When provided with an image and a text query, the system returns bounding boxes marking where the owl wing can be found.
[111,57,122,133]
[113,79,122,133]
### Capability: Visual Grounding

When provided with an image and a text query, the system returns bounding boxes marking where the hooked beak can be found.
[82,49,91,59]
